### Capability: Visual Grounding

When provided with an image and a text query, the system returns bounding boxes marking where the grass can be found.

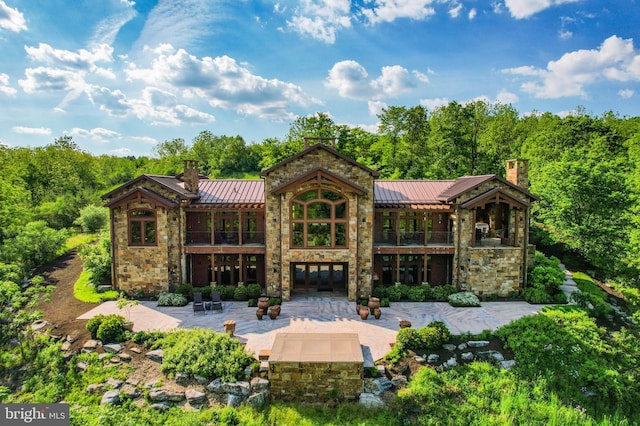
[572,272,606,297]
[74,268,118,303]
[61,232,99,254]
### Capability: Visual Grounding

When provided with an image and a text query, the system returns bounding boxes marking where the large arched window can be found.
[291,189,347,248]
[129,209,157,246]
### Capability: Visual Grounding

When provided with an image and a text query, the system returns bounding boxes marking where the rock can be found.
[477,351,505,362]
[105,378,123,389]
[82,339,100,352]
[194,375,209,385]
[185,389,207,405]
[126,378,140,386]
[457,343,468,351]
[461,352,474,361]
[130,346,142,354]
[414,355,426,364]
[98,353,109,360]
[206,378,223,394]
[427,354,440,364]
[63,351,76,362]
[175,372,190,386]
[500,360,516,370]
[101,390,120,405]
[376,365,386,376]
[31,319,51,331]
[250,377,269,393]
[118,352,132,362]
[246,391,268,408]
[103,343,123,354]
[49,334,63,341]
[391,375,408,387]
[86,383,105,394]
[371,377,393,395]
[145,349,163,362]
[226,393,245,407]
[442,344,456,352]
[222,381,251,397]
[109,356,121,364]
[445,357,458,368]
[151,402,170,411]
[467,340,490,348]
[259,361,269,373]
[145,380,162,389]
[149,389,185,402]
[61,341,71,351]
[97,285,113,293]
[359,392,385,408]
[66,334,79,343]
[121,384,140,399]
[76,361,88,372]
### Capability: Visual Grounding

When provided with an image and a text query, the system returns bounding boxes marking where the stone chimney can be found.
[183,160,199,193]
[506,159,529,189]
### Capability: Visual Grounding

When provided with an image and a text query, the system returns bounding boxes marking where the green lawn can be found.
[73,268,118,303]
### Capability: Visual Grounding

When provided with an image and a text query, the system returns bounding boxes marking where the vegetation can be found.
[86,314,127,343]
[523,251,568,304]
[73,268,118,303]
[157,292,188,306]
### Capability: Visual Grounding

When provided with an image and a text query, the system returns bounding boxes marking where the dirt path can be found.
[36,250,94,342]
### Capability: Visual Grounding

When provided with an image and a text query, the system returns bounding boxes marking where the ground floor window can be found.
[188,254,264,286]
[374,254,452,286]
[292,262,346,293]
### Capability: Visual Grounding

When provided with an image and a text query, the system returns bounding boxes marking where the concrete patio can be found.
[78,296,547,367]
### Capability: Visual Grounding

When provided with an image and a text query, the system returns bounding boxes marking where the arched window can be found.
[291,189,347,248]
[129,209,157,246]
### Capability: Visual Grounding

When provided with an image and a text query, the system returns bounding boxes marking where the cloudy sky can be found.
[1,0,639,156]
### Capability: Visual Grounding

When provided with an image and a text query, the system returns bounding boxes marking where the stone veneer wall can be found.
[110,181,183,296]
[263,148,375,301]
[269,361,363,401]
[453,180,529,296]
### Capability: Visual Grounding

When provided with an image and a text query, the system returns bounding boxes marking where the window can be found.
[291,189,348,248]
[129,209,156,246]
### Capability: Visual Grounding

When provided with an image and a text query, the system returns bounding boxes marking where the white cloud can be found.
[326,60,425,100]
[559,30,573,40]
[0,73,16,96]
[19,67,86,94]
[503,35,640,98]
[0,0,27,32]
[131,136,158,145]
[363,0,436,24]
[495,89,519,104]
[368,100,387,116]
[618,88,634,99]
[126,47,318,121]
[110,147,133,156]
[504,0,581,19]
[468,8,477,20]
[90,3,137,47]
[287,0,351,44]
[449,4,463,18]
[419,97,450,110]
[25,43,114,71]
[12,126,51,135]
[67,127,122,143]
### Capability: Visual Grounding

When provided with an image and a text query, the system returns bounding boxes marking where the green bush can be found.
[78,233,111,285]
[431,285,457,301]
[396,327,421,351]
[160,328,253,382]
[269,297,281,306]
[86,314,107,339]
[522,287,553,304]
[406,286,426,302]
[175,283,194,301]
[95,314,126,343]
[448,291,481,307]
[75,205,108,233]
[380,297,390,307]
[418,326,443,350]
[246,283,262,300]
[131,331,167,347]
[386,285,403,302]
[233,286,248,301]
[570,292,613,320]
[429,321,452,342]
[157,292,188,306]
[372,286,387,299]
[219,285,236,300]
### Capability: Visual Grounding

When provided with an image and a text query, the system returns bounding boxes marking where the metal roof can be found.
[435,175,497,202]
[374,180,454,208]
[193,179,265,207]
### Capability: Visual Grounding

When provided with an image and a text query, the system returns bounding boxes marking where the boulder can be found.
[66,334,79,343]
[175,372,190,386]
[105,378,123,389]
[467,340,490,348]
[457,343,468,351]
[206,378,224,394]
[121,384,140,399]
[222,381,251,397]
[226,393,245,407]
[185,389,207,405]
[445,357,458,368]
[82,340,100,352]
[500,360,516,370]
[31,320,51,331]
[61,341,72,351]
[477,351,505,362]
[246,391,268,408]
[101,390,120,405]
[371,377,393,395]
[194,375,209,385]
[151,402,170,411]
[119,352,132,362]
[103,343,123,354]
[149,389,185,402]
[414,355,426,364]
[86,383,105,394]
[359,392,385,408]
[391,375,408,388]
[145,349,163,362]
[461,352,474,361]
[250,377,269,393]
[442,344,456,352]
[76,362,88,372]
[427,354,439,364]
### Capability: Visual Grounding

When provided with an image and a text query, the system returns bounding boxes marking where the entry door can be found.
[292,263,346,293]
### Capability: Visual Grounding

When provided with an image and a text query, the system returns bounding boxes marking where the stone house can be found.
[102,142,537,301]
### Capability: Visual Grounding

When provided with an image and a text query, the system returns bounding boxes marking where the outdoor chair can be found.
[193,292,206,315]
[211,291,223,311]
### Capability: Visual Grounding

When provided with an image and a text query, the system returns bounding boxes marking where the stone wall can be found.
[263,147,375,301]
[269,361,363,401]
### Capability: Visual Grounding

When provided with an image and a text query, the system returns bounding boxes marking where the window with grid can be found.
[129,209,156,246]
[291,189,347,248]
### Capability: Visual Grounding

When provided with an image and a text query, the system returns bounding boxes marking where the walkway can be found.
[78,297,547,367]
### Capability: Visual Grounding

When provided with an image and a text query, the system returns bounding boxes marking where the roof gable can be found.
[460,187,531,210]
[104,186,178,209]
[271,167,367,195]
[437,174,538,203]
[102,174,198,202]
[259,143,379,178]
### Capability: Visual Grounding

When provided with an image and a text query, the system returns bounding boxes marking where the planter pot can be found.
[269,305,281,319]
[373,307,381,320]
[256,308,265,320]
[358,307,369,320]
[257,297,270,310]
[123,321,134,331]
[356,304,362,315]
[368,297,381,314]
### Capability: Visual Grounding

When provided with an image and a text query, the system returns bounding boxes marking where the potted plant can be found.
[116,298,139,330]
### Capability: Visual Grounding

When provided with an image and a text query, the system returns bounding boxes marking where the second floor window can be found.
[291,189,347,248]
[129,209,156,246]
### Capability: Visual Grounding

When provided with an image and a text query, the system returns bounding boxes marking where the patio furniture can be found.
[211,291,223,311]
[193,292,206,315]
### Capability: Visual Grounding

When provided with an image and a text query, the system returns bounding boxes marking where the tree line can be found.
[1,101,639,288]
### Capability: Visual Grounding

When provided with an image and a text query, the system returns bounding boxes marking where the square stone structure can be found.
[102,142,538,300]
[268,333,364,401]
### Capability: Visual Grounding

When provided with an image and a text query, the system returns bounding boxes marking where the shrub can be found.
[157,292,188,306]
[269,297,281,306]
[86,314,107,338]
[386,285,403,302]
[75,205,108,233]
[219,285,236,300]
[78,233,111,284]
[95,314,126,343]
[395,327,421,351]
[246,283,262,300]
[522,287,553,304]
[570,292,613,320]
[448,291,481,307]
[380,297,390,307]
[406,286,427,302]
[431,285,457,301]
[429,320,452,342]
[418,326,444,349]
[131,331,166,347]
[233,286,248,301]
[175,283,194,301]
[372,286,387,299]
[160,328,253,382]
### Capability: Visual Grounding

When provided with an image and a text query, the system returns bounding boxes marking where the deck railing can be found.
[186,231,265,245]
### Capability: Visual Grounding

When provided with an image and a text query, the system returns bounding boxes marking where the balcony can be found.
[186,231,265,246]
[374,231,454,247]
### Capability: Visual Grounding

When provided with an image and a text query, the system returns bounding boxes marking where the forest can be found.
[2,100,639,288]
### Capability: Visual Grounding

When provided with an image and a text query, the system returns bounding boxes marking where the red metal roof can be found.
[374,180,455,208]
[193,179,265,207]
[435,175,497,202]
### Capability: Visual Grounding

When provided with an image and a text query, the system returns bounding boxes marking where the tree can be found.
[75,205,109,233]
[0,221,68,275]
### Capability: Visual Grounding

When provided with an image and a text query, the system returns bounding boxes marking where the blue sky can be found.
[0,0,639,157]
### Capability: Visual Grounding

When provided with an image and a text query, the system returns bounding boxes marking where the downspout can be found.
[355,194,360,300]
[178,204,184,286]
[109,208,117,292]
[455,205,462,289]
